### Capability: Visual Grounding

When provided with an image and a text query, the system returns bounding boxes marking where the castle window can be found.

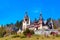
[27,22,29,24]
[25,19,28,21]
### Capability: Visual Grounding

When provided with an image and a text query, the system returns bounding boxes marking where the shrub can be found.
[11,31,17,35]
[56,34,60,37]
[30,30,34,35]
[0,27,6,38]
[20,35,26,38]
[12,35,20,38]
[12,34,26,38]
[0,34,3,38]
[23,28,30,35]
[23,28,34,37]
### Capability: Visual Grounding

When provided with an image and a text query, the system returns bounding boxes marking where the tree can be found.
[15,20,23,29]
[23,28,30,35]
[6,24,10,27]
[23,28,34,37]
[46,18,51,26]
[15,20,20,28]
[53,23,57,29]
[58,18,60,24]
[53,20,57,29]
[19,20,23,30]
[0,27,6,37]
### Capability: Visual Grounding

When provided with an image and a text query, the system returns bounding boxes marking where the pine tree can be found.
[15,20,20,28]
[15,20,23,29]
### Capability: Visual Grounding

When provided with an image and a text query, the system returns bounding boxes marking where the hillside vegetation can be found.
[0,34,60,40]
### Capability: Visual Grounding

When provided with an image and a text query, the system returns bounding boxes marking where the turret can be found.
[48,18,54,29]
[38,12,43,29]
[22,12,30,31]
[49,18,54,29]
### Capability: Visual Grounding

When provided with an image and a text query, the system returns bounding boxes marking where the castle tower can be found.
[22,12,30,31]
[49,18,54,29]
[38,12,43,29]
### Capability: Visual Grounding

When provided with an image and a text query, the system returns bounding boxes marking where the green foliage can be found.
[55,34,60,37]
[23,28,34,36]
[12,34,26,38]
[58,18,60,24]
[46,18,51,26]
[20,36,26,38]
[53,20,57,29]
[23,28,30,35]
[30,30,34,35]
[53,23,57,29]
[15,20,20,28]
[15,20,23,28]
[12,35,20,38]
[11,31,17,35]
[0,27,6,37]
[0,34,3,38]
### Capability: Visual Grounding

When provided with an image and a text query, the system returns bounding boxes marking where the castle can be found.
[22,11,54,32]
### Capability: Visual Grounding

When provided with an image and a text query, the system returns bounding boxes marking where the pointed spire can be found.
[25,11,28,17]
[39,12,42,20]
[40,12,42,16]
[24,11,29,19]
[34,18,37,23]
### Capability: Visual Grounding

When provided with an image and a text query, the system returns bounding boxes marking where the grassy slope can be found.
[0,34,60,40]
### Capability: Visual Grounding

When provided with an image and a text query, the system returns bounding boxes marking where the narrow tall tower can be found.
[22,12,30,31]
[38,12,43,29]
[50,18,54,29]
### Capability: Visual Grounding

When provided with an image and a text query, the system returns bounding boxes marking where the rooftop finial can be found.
[40,11,42,20]
[24,11,29,19]
[40,11,42,16]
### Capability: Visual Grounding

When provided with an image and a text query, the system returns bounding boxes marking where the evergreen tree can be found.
[58,18,60,24]
[46,18,51,25]
[53,20,57,29]
[15,20,23,29]
[15,20,20,28]
[0,26,6,37]
[19,20,23,29]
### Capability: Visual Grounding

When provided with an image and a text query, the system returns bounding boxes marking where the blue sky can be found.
[0,0,60,25]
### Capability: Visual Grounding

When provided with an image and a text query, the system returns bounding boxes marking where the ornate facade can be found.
[22,12,30,31]
[22,12,53,31]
